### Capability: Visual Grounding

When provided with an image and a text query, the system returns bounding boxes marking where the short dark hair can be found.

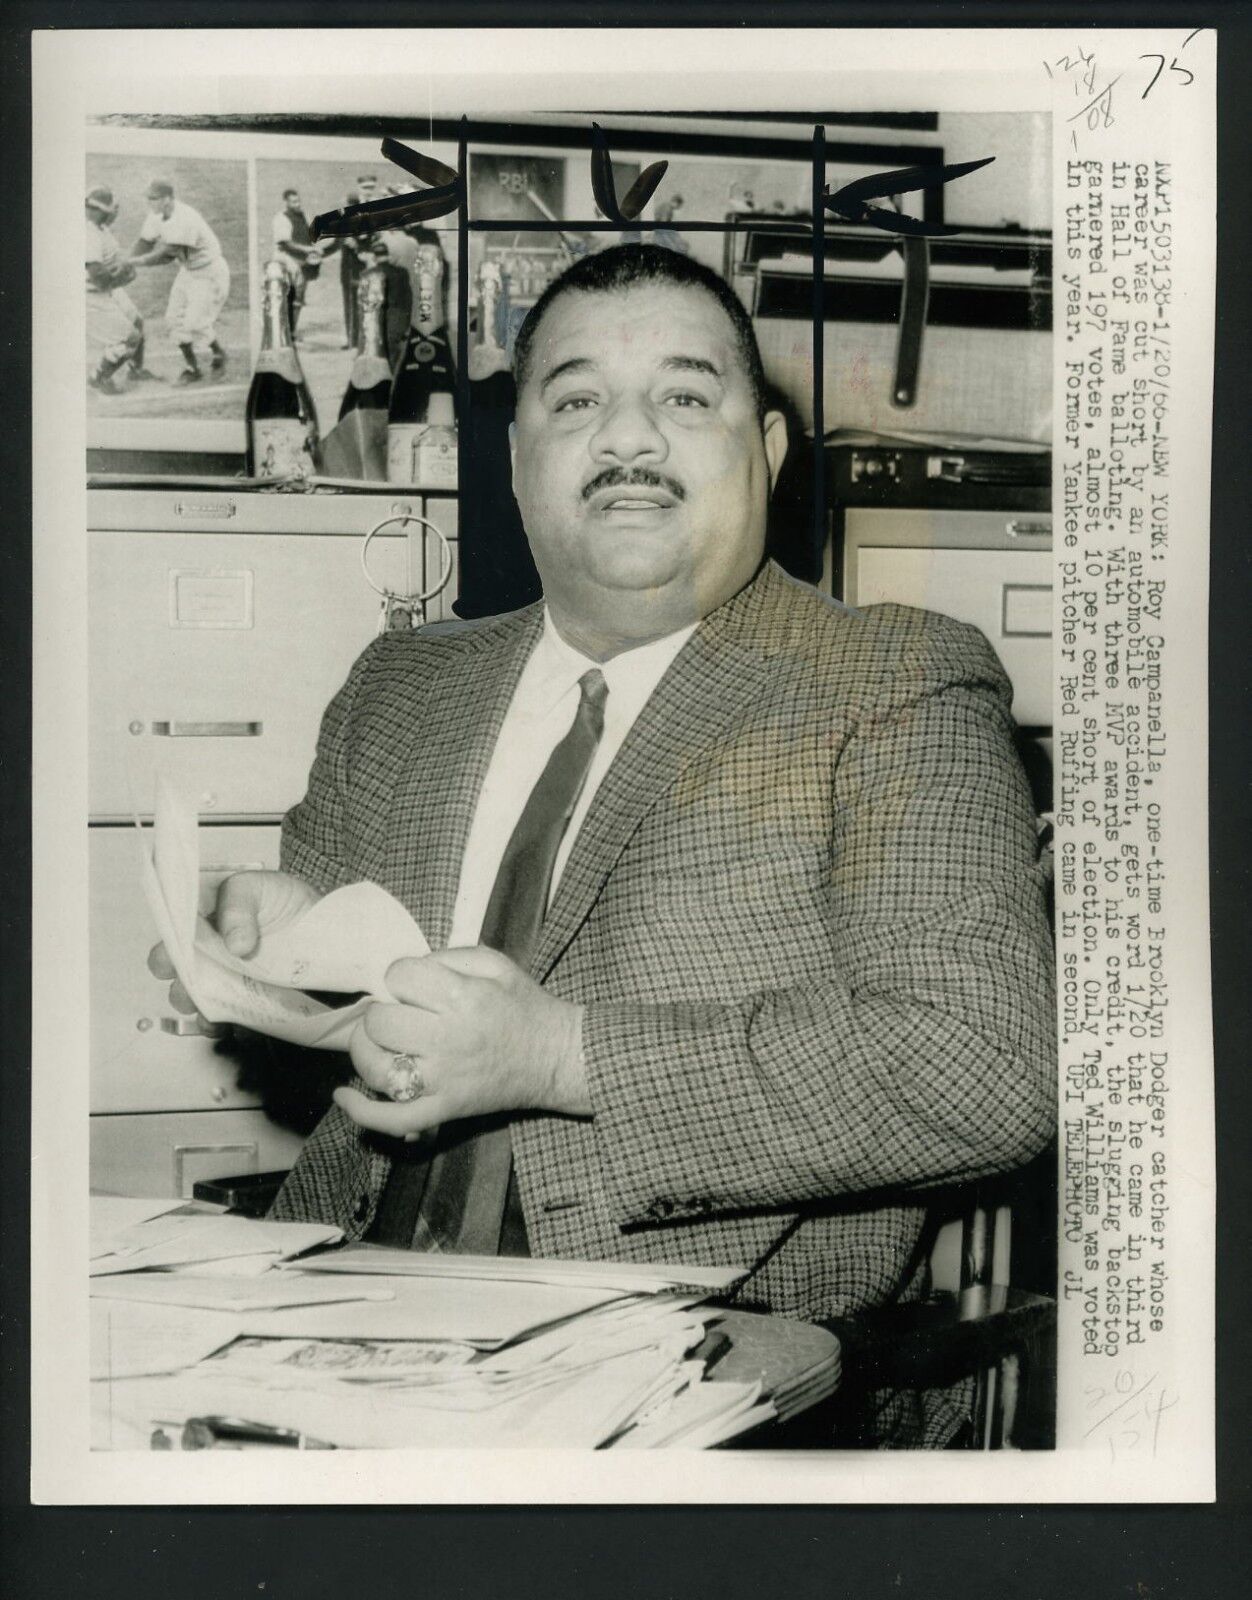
[147,180,175,199]
[283,188,300,202]
[512,243,768,419]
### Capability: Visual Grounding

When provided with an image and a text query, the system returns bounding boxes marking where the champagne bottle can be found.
[387,242,457,484]
[479,259,505,353]
[338,264,393,420]
[468,258,513,385]
[245,259,320,479]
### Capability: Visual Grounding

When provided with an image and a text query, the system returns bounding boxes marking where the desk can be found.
[711,1311,841,1429]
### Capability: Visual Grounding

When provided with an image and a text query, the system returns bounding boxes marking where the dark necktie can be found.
[368,666,609,1253]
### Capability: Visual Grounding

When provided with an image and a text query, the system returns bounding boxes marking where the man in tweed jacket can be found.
[211,245,1054,1444]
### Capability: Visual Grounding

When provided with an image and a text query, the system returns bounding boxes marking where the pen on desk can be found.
[180,1415,338,1450]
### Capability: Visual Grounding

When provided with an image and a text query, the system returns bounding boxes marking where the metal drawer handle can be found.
[160,1016,227,1038]
[174,499,237,519]
[1005,519,1051,538]
[149,721,263,738]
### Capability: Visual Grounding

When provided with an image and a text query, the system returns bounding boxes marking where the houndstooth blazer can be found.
[271,559,1055,1328]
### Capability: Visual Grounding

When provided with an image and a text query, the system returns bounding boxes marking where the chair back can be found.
[927,1165,1056,1448]
[929,1192,1013,1296]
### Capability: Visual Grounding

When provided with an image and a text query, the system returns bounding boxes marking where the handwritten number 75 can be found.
[1140,29,1202,98]
[1140,54,1194,97]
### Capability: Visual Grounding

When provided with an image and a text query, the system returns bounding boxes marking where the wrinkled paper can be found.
[137,777,430,1049]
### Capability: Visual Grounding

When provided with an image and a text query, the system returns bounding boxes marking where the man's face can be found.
[285,193,301,213]
[510,282,786,653]
[147,193,175,220]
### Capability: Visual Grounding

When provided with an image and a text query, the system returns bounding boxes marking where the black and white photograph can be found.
[84,143,250,438]
[31,25,1217,1505]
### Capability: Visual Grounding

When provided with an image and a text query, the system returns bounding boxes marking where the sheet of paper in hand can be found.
[136,776,430,1049]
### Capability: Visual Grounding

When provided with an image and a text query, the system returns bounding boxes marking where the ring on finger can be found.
[386,1051,426,1103]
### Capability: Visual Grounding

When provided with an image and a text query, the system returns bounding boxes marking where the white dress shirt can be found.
[447,611,696,949]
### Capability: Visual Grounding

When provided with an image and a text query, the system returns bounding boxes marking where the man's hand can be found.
[146,868,322,1011]
[211,869,322,959]
[335,947,589,1140]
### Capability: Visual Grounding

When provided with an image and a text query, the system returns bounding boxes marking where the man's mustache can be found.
[581,468,686,504]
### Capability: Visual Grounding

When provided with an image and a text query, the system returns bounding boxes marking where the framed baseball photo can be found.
[85,126,252,461]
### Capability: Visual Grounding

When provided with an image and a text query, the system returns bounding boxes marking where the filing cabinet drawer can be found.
[88,529,428,819]
[90,1108,306,1199]
[90,821,281,1113]
[852,546,1053,728]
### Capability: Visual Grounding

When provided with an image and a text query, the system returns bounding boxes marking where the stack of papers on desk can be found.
[88,1197,772,1448]
[90,1258,769,1447]
[93,1295,770,1450]
[89,1207,343,1278]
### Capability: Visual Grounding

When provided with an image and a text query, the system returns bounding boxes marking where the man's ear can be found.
[508,420,518,490]
[762,410,789,491]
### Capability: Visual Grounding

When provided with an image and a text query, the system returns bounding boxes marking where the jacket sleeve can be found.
[280,639,386,895]
[579,638,1056,1226]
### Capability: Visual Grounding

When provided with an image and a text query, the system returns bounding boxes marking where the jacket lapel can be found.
[531,564,781,982]
[384,607,544,949]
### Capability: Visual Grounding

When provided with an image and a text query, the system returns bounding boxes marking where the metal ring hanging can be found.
[360,513,454,608]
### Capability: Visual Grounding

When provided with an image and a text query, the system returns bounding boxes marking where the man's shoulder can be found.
[170,201,211,238]
[349,603,542,687]
[415,603,542,648]
[764,562,992,657]
[758,564,1009,706]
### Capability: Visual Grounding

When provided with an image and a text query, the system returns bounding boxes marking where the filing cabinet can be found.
[88,488,460,1192]
[90,1108,307,1200]
[89,494,459,821]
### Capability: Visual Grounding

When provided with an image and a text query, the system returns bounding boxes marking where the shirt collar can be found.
[524,608,696,719]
